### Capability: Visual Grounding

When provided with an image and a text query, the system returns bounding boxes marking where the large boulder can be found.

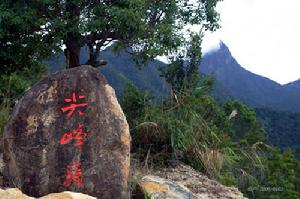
[3,65,131,198]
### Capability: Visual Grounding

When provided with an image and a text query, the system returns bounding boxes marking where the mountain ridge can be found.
[284,79,300,88]
[200,42,300,112]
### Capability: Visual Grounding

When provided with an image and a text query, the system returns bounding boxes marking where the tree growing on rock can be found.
[0,0,222,69]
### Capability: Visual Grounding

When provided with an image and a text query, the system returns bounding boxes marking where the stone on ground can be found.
[0,188,96,199]
[134,162,247,199]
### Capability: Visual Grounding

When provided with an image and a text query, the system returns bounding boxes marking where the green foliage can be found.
[121,83,260,183]
[120,83,153,128]
[0,63,49,103]
[159,33,203,93]
[256,108,300,159]
[0,0,222,68]
[0,2,56,74]
[244,148,300,199]
[144,192,151,199]
[223,101,266,145]
[0,63,48,137]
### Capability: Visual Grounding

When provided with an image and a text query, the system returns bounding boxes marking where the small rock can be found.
[134,175,198,199]
[145,163,248,199]
[0,188,96,199]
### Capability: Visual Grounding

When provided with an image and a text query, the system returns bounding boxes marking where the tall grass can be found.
[121,84,265,189]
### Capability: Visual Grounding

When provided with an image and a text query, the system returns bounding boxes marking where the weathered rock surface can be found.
[153,163,247,199]
[0,153,3,185]
[134,175,198,199]
[0,188,96,199]
[134,162,247,199]
[3,65,131,198]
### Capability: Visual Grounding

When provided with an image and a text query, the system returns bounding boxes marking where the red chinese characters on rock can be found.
[60,123,87,150]
[61,92,88,118]
[64,161,83,187]
[60,91,88,188]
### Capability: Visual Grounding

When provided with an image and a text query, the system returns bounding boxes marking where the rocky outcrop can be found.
[134,163,247,199]
[134,175,199,199]
[0,188,96,199]
[3,65,131,198]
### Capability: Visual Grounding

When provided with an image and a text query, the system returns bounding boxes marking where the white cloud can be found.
[202,0,300,84]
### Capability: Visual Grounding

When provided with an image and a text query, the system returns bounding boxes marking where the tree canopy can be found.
[0,0,222,69]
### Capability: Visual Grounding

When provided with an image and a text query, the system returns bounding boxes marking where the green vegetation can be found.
[1,0,221,68]
[120,53,300,198]
[256,108,300,159]
[0,64,48,137]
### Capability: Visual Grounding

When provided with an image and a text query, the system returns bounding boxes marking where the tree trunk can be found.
[87,49,97,66]
[66,39,81,68]
[86,44,108,67]
[65,0,81,68]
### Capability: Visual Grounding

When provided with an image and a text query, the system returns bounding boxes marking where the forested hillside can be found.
[256,108,300,159]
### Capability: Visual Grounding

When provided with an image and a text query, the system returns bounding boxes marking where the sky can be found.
[201,0,300,85]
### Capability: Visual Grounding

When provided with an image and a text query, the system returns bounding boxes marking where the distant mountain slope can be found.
[256,108,300,159]
[48,46,169,98]
[200,42,300,112]
[284,79,300,90]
